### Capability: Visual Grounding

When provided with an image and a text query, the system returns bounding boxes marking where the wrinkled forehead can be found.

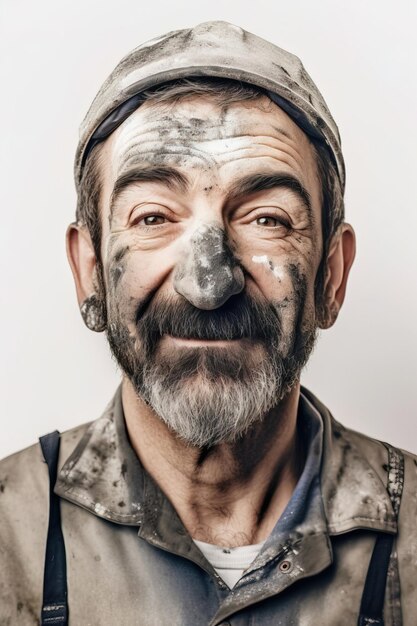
[101,95,316,184]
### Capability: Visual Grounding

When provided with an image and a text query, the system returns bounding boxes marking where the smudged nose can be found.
[173,224,245,310]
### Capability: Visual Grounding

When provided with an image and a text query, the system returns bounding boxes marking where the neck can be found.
[122,377,304,547]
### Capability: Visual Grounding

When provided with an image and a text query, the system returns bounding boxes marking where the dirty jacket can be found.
[0,386,416,626]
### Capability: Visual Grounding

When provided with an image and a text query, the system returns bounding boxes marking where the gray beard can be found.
[139,346,292,447]
[106,291,317,448]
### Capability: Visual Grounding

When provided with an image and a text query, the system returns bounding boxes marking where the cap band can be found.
[81,85,332,177]
[81,92,145,171]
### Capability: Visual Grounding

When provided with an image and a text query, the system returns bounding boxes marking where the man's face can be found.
[96,95,324,446]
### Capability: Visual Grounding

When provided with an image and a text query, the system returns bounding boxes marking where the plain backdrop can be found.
[1,0,416,459]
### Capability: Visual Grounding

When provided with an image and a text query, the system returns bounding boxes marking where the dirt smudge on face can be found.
[108,245,130,291]
[121,460,128,479]
[252,255,284,281]
[114,246,130,263]
[110,265,125,289]
[173,223,245,309]
[286,261,316,359]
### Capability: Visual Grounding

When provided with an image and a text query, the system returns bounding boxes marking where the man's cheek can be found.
[249,254,302,307]
[107,245,130,294]
[249,255,312,353]
[106,254,149,325]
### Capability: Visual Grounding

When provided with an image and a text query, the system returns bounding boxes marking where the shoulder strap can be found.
[39,431,69,625]
[358,443,404,626]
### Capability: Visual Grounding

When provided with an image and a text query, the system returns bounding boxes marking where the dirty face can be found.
[96,95,323,446]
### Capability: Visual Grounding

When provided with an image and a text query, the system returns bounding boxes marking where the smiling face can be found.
[70,93,339,446]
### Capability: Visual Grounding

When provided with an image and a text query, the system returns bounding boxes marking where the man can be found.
[0,20,415,626]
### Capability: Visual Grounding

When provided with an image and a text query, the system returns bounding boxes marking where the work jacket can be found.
[0,386,416,625]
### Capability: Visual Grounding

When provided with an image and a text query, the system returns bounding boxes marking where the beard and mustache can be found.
[106,281,318,448]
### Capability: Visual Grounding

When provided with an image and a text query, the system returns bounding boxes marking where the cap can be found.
[75,21,344,192]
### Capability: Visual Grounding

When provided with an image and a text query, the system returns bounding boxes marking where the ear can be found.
[66,222,107,332]
[318,223,356,329]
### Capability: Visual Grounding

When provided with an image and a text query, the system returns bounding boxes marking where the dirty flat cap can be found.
[75,20,344,191]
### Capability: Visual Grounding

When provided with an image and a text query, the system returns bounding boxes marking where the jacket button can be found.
[279,559,292,572]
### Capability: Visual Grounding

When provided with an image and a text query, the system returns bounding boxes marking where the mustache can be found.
[136,292,282,345]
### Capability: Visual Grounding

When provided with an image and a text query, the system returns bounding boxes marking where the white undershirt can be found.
[193,538,265,588]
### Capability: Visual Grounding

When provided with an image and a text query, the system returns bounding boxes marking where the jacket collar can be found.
[301,387,397,535]
[56,386,164,526]
[55,385,397,537]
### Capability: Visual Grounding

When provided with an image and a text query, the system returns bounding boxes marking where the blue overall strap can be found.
[358,443,404,626]
[39,431,69,625]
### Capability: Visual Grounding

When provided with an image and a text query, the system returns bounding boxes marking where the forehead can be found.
[99,94,321,212]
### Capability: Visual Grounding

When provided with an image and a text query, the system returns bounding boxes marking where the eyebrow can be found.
[110,166,313,224]
[226,173,313,219]
[110,165,190,220]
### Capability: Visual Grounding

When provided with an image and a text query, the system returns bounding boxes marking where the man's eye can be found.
[255,216,287,227]
[141,215,166,226]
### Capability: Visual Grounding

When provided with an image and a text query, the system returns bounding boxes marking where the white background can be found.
[1,0,416,459]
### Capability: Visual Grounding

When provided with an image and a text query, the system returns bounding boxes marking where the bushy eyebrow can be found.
[110,166,189,220]
[226,173,313,219]
[110,166,313,224]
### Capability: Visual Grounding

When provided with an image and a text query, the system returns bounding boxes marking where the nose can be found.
[173,224,245,310]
